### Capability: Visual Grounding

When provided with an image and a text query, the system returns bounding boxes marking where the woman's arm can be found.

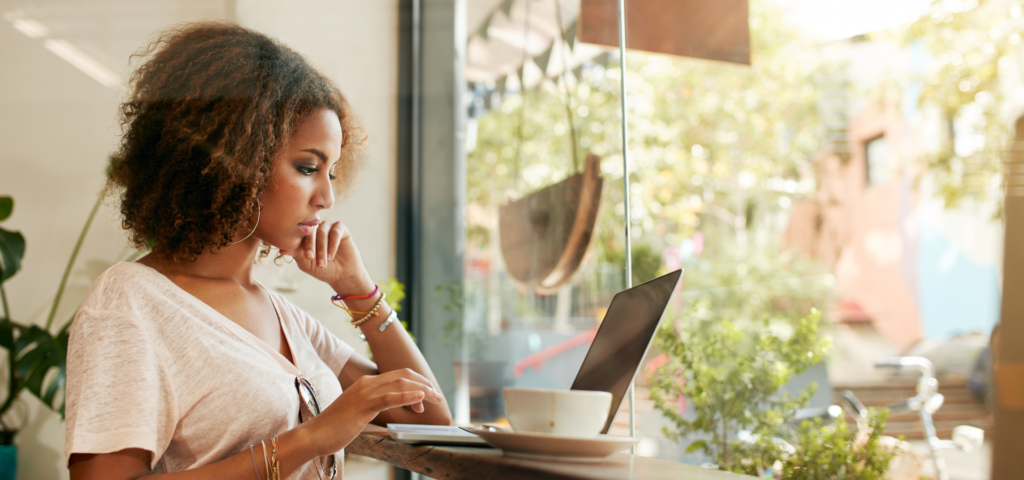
[70,427,312,480]
[336,299,453,426]
[282,220,453,426]
[69,369,442,480]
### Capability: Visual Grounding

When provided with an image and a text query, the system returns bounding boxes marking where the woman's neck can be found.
[137,237,262,286]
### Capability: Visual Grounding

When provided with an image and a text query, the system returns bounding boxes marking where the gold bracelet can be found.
[351,292,387,327]
[260,440,270,480]
[271,435,280,480]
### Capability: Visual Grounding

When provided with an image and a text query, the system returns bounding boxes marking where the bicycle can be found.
[867,356,985,480]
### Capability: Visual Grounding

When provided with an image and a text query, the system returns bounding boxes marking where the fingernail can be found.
[306,249,314,259]
[318,259,325,268]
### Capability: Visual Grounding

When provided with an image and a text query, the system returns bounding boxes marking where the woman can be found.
[65,22,451,479]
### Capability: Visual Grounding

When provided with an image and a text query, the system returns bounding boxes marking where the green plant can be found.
[0,194,101,427]
[782,409,898,480]
[380,278,413,342]
[651,311,830,474]
[435,281,487,361]
[651,309,898,477]
[0,191,139,430]
[604,243,663,286]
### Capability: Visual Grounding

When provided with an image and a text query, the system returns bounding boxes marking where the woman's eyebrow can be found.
[300,148,328,164]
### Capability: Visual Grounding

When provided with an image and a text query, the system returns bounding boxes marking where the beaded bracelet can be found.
[351,292,387,327]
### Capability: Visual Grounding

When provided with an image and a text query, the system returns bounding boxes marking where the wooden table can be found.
[348,427,752,479]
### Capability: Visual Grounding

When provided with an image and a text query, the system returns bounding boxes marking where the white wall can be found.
[0,1,398,478]
[238,0,400,352]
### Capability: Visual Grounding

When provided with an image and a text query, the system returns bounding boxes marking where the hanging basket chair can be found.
[499,154,603,295]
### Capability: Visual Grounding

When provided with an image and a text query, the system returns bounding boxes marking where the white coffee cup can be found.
[502,387,613,437]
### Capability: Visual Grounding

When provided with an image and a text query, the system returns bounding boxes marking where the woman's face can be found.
[255,108,342,251]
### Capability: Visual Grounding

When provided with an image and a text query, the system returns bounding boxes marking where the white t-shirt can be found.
[65,262,355,478]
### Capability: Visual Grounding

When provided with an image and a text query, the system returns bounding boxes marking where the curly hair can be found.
[108,21,366,263]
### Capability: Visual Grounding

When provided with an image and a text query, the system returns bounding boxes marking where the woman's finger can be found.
[378,391,426,412]
[382,368,440,396]
[316,221,330,268]
[382,377,443,404]
[303,227,316,261]
[328,222,344,261]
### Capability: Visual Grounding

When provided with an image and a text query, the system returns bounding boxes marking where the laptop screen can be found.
[570,269,683,434]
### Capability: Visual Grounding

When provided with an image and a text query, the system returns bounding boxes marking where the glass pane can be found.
[620,0,999,476]
[459,0,628,427]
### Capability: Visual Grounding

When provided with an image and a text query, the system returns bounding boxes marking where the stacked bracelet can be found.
[330,285,383,317]
[351,292,387,327]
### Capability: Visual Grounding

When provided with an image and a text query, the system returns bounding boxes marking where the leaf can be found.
[685,439,708,454]
[0,320,15,349]
[0,197,11,223]
[15,325,68,416]
[0,228,26,283]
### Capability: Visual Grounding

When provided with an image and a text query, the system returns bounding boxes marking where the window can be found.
[865,135,889,188]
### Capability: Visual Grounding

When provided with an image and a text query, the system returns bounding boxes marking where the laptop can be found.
[389,269,683,443]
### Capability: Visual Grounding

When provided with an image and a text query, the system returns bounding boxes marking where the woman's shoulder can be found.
[78,261,171,313]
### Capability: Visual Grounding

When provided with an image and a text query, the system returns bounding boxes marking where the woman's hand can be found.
[303,369,444,456]
[279,220,374,296]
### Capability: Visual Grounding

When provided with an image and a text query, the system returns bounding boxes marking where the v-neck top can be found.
[64,262,354,478]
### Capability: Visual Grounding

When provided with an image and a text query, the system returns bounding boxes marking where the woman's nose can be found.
[315,182,334,209]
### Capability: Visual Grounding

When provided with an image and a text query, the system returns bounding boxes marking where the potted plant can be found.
[0,194,115,479]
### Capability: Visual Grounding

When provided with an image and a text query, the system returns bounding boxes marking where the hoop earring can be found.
[230,204,261,245]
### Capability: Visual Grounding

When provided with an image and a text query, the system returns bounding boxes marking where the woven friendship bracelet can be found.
[331,284,379,302]
[330,285,385,316]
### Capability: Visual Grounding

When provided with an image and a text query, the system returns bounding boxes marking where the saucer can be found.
[462,427,636,459]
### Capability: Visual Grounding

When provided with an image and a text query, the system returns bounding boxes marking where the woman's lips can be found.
[298,220,320,236]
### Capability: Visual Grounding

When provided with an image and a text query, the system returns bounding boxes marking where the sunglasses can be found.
[295,377,338,479]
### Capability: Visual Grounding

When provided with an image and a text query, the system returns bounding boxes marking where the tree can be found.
[466,0,829,263]
[900,0,1023,214]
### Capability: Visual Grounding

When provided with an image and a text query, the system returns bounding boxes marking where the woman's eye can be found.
[297,166,319,175]
[329,173,337,181]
